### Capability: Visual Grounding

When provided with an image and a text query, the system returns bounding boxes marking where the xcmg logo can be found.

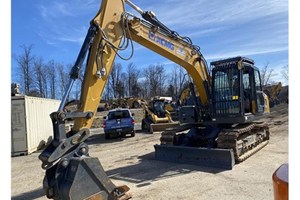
[149,31,175,51]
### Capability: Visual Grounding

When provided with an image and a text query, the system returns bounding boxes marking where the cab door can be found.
[242,66,264,115]
[253,69,265,114]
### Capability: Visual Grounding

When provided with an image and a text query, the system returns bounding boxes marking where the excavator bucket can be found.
[154,144,235,170]
[150,122,180,134]
[43,156,132,200]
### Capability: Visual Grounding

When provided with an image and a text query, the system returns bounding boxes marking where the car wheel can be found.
[142,119,146,130]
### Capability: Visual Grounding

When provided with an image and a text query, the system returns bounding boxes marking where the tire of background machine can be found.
[133,101,140,108]
[121,132,126,138]
[147,122,151,132]
[145,119,152,132]
[142,118,153,132]
[131,130,135,137]
[105,132,110,139]
[142,119,146,130]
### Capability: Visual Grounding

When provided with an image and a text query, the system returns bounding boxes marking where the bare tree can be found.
[170,65,178,98]
[14,44,35,95]
[131,80,141,97]
[169,65,187,99]
[281,65,289,83]
[116,73,127,98]
[139,79,149,99]
[126,63,140,97]
[57,63,69,99]
[108,63,122,98]
[45,60,57,99]
[260,62,275,86]
[157,64,167,96]
[143,64,166,97]
[165,84,175,97]
[33,57,47,97]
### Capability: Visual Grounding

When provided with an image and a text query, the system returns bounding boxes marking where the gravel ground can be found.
[11,104,288,200]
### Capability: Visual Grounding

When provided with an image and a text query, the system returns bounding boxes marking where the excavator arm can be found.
[73,0,125,131]
[39,0,212,199]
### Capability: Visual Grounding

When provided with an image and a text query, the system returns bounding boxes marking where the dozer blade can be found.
[150,122,180,134]
[43,156,132,200]
[154,144,235,170]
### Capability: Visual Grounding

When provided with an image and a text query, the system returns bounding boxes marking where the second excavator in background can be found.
[263,82,282,107]
[38,0,271,199]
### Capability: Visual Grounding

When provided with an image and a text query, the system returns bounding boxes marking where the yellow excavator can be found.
[263,82,282,107]
[175,82,197,107]
[177,86,191,106]
[38,0,271,199]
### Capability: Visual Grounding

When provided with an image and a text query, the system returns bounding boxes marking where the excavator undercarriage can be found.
[156,122,269,169]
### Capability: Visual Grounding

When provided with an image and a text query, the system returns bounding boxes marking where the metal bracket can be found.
[39,128,90,169]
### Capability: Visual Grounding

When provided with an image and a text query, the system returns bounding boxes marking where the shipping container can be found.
[11,96,61,156]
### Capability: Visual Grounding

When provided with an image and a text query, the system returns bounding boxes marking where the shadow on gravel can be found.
[106,151,226,187]
[11,187,44,200]
[86,129,148,145]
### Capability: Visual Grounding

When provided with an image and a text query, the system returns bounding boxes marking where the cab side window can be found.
[254,70,262,91]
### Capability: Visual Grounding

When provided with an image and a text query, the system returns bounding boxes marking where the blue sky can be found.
[11,0,288,85]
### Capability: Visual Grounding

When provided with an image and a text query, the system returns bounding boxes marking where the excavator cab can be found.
[211,56,267,124]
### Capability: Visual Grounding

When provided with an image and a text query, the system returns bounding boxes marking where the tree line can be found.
[13,45,190,102]
[13,45,288,102]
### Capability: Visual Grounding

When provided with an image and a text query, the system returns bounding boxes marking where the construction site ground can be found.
[11,103,288,200]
